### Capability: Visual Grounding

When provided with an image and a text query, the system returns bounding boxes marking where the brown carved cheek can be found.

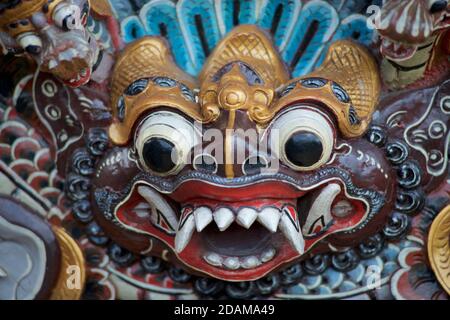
[321,139,397,248]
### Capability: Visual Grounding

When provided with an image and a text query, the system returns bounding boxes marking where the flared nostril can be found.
[242,155,269,176]
[193,154,218,174]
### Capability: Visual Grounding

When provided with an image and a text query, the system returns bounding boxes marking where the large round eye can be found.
[270,107,335,171]
[430,0,448,13]
[135,111,200,175]
[17,33,42,54]
[53,4,82,31]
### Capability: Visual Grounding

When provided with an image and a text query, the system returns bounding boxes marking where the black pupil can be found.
[430,1,448,13]
[284,131,323,168]
[142,138,177,173]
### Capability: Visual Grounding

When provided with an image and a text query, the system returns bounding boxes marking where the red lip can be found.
[62,68,92,88]
[169,180,305,203]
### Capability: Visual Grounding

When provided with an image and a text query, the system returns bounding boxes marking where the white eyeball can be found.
[17,33,42,54]
[135,111,200,175]
[270,107,335,171]
[53,4,82,31]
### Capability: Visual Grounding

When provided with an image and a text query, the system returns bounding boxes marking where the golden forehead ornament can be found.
[109,25,380,145]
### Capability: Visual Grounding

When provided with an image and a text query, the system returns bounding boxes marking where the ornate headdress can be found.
[109,25,380,145]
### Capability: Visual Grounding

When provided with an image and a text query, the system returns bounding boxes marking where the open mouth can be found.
[113,178,369,281]
[380,36,418,62]
[42,33,98,87]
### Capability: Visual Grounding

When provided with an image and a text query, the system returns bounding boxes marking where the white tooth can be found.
[48,59,58,69]
[135,202,150,210]
[204,253,223,267]
[137,186,179,230]
[194,207,213,232]
[175,214,195,253]
[257,208,281,233]
[260,247,276,263]
[0,267,6,277]
[302,183,341,235]
[332,200,353,218]
[223,257,240,270]
[236,208,258,229]
[134,208,150,218]
[279,209,304,254]
[213,208,234,231]
[241,256,260,269]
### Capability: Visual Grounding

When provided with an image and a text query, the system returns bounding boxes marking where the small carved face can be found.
[0,0,98,87]
[377,0,450,61]
[92,27,393,281]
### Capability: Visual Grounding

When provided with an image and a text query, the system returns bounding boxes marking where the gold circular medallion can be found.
[50,226,86,300]
[428,205,450,295]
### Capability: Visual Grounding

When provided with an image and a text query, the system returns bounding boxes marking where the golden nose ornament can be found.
[219,86,247,110]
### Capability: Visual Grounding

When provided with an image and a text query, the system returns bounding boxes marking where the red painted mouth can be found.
[380,37,417,62]
[62,68,92,87]
[115,180,367,281]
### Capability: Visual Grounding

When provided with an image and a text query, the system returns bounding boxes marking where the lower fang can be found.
[223,257,240,270]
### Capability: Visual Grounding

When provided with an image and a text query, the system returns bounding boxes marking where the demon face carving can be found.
[375,0,450,88]
[0,0,99,87]
[92,26,394,281]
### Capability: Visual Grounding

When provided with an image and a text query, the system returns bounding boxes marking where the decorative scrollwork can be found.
[168,266,192,283]
[72,199,93,224]
[303,254,330,275]
[224,282,256,299]
[256,274,280,295]
[107,243,136,267]
[383,212,410,240]
[86,128,109,156]
[141,256,165,274]
[194,278,224,297]
[331,249,360,272]
[397,161,422,189]
[395,189,425,215]
[357,233,384,259]
[386,141,409,165]
[86,222,110,246]
[71,148,95,176]
[280,264,303,285]
[66,173,91,201]
[366,126,387,147]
